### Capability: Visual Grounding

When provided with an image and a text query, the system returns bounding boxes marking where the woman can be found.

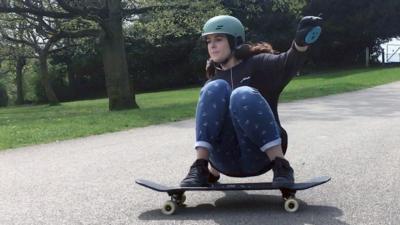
[180,15,322,187]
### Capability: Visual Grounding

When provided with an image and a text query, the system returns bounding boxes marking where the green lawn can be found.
[281,67,400,101]
[1,66,399,150]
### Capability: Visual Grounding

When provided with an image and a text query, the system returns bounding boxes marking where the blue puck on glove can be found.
[305,26,321,44]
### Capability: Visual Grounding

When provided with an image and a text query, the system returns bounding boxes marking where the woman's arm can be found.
[252,16,322,93]
[252,43,308,93]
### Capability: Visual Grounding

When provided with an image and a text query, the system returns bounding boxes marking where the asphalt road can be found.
[1,81,399,225]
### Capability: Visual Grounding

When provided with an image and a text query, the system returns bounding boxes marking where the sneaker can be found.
[180,159,210,187]
[208,172,220,184]
[272,157,294,187]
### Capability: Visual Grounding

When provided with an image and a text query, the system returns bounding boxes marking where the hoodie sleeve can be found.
[251,43,308,93]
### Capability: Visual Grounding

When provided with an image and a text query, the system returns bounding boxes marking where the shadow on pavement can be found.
[138,191,348,225]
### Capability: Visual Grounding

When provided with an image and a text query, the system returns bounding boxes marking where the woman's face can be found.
[206,34,231,63]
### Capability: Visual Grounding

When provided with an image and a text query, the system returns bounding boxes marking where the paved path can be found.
[1,82,399,225]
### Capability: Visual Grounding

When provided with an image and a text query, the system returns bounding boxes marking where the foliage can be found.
[124,0,227,91]
[33,51,106,103]
[32,63,69,103]
[0,0,102,105]
[1,0,400,105]
[303,0,400,65]
[221,0,307,50]
[127,0,226,44]
[50,37,106,99]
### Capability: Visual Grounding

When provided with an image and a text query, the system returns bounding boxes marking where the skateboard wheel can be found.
[161,200,177,215]
[284,198,299,213]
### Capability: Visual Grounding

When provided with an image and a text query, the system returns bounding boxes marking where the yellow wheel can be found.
[161,200,177,215]
[284,198,299,213]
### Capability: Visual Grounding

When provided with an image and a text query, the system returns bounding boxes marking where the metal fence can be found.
[382,43,400,63]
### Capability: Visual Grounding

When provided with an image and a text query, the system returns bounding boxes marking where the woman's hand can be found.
[294,42,309,52]
[295,16,323,47]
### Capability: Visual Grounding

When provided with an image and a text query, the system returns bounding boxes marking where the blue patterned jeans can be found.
[194,79,282,177]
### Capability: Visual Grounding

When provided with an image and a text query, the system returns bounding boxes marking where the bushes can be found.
[33,61,107,103]
[126,35,207,93]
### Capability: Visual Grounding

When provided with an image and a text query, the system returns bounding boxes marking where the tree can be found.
[1,0,194,110]
[303,0,400,65]
[50,37,105,100]
[0,1,99,105]
[125,0,227,90]
[222,0,306,50]
[0,15,37,105]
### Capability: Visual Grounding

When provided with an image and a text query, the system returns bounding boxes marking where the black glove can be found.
[295,16,323,47]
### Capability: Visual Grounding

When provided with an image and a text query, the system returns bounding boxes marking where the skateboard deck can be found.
[135,176,330,214]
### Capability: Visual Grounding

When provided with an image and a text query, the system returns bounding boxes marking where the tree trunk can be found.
[38,52,59,105]
[15,56,26,105]
[101,0,138,111]
[66,61,78,99]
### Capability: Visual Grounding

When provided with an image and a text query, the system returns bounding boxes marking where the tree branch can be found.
[55,0,87,15]
[122,5,159,16]
[58,29,101,39]
[26,29,39,50]
[55,0,103,23]
[0,5,74,19]
[122,3,190,17]
[1,33,35,48]
[38,16,57,34]
[48,44,75,54]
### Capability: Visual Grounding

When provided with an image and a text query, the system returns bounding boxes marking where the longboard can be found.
[135,176,331,214]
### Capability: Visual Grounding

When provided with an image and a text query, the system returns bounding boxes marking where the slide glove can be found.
[295,16,323,47]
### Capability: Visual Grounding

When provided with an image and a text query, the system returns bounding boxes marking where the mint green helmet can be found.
[202,15,245,46]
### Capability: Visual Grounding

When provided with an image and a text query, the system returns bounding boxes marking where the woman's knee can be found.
[230,86,262,107]
[201,79,231,96]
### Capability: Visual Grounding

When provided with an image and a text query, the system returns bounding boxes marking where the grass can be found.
[1,66,399,150]
[281,67,400,101]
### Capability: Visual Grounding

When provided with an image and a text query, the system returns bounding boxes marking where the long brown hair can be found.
[205,42,276,79]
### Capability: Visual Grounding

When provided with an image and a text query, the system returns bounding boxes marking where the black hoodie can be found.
[210,44,308,152]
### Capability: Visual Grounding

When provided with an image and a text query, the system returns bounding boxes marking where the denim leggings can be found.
[194,79,282,177]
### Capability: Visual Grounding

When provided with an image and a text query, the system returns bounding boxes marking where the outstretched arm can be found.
[252,15,323,92]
